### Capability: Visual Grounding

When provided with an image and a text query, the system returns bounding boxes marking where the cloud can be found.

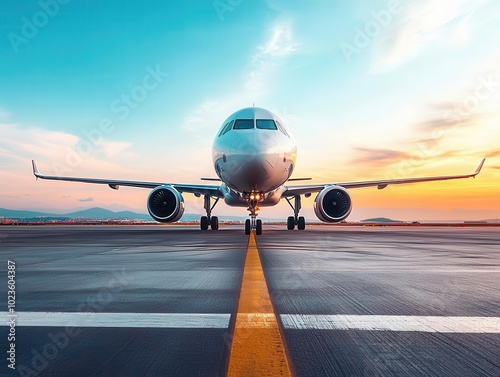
[182,20,299,134]
[0,108,10,118]
[486,150,500,158]
[246,20,298,93]
[252,20,298,61]
[414,110,484,133]
[182,101,226,132]
[347,62,500,180]
[349,101,489,177]
[78,197,94,202]
[351,147,411,166]
[0,122,79,165]
[373,0,492,71]
[100,140,132,157]
[402,97,496,159]
[0,121,137,175]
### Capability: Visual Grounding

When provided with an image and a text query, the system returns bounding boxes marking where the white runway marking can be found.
[281,315,500,333]
[5,312,500,333]
[2,312,230,329]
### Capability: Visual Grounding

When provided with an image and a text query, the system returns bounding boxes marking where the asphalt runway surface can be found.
[0,225,499,376]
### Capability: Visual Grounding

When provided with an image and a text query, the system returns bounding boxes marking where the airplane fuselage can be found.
[212,107,297,207]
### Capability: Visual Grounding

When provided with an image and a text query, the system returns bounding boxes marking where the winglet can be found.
[32,160,41,178]
[473,158,485,176]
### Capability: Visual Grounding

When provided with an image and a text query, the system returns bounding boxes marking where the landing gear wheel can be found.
[297,216,306,230]
[245,219,251,235]
[200,216,209,230]
[286,196,304,230]
[202,195,220,232]
[210,216,219,230]
[256,219,262,235]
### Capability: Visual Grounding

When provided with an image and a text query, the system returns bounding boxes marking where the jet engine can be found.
[314,186,352,223]
[147,185,185,223]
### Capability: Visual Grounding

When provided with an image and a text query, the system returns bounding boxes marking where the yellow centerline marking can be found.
[227,232,292,377]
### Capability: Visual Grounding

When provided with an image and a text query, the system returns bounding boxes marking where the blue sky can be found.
[1,0,499,220]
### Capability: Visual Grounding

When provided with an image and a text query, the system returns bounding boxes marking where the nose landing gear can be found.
[245,193,263,235]
[245,217,262,235]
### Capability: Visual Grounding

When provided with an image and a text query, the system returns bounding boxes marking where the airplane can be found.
[32,107,485,235]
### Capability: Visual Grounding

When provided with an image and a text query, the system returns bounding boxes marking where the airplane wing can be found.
[31,160,223,197]
[282,159,485,197]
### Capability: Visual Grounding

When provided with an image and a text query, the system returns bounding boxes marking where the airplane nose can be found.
[231,134,258,155]
[230,133,279,162]
[228,132,280,181]
[221,131,286,192]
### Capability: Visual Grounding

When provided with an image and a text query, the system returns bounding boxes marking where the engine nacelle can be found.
[147,185,185,223]
[314,185,352,223]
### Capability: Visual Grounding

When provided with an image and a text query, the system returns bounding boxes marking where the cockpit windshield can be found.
[233,119,254,129]
[256,119,277,130]
[218,120,234,137]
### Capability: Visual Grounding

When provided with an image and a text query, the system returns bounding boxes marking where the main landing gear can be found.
[200,195,220,230]
[286,195,306,230]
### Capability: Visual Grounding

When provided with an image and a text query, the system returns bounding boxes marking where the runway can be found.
[1,225,499,376]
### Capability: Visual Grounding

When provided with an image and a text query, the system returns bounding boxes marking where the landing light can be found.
[248,192,263,201]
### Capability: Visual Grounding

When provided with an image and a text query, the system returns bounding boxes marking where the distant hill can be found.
[0,207,152,221]
[361,217,402,223]
[66,208,152,220]
[0,208,56,218]
[481,219,500,224]
[0,207,256,222]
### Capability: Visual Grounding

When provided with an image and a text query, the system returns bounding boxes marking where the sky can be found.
[1,0,499,221]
